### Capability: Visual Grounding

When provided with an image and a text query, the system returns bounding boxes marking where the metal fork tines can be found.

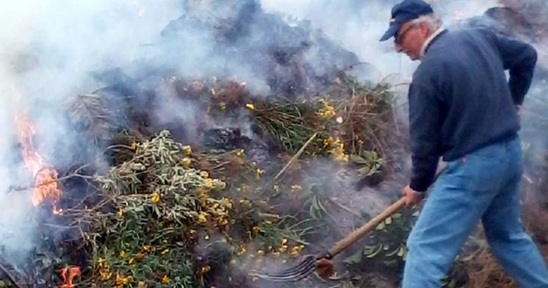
[251,255,316,282]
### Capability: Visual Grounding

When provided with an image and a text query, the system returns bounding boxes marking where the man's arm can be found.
[408,75,442,192]
[493,32,538,105]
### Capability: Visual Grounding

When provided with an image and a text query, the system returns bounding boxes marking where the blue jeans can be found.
[402,137,548,288]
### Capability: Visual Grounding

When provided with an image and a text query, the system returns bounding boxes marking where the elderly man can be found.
[379,0,548,287]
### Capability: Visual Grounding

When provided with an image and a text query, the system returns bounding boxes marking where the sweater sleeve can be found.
[493,32,538,105]
[408,72,442,192]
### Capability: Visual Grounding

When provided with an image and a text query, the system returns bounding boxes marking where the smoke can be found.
[260,0,498,80]
[0,0,185,268]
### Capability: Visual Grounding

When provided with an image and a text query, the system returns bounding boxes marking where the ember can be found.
[57,266,81,288]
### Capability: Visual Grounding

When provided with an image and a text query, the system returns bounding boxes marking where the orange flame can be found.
[57,266,81,288]
[15,113,62,213]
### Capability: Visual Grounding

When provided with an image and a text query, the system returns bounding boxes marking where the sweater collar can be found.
[420,28,447,59]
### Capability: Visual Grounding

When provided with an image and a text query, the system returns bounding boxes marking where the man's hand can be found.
[402,185,425,207]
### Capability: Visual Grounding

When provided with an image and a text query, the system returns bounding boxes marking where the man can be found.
[379,0,548,287]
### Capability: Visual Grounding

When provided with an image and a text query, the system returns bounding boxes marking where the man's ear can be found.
[418,22,430,37]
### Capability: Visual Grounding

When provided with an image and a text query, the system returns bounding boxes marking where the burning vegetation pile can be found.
[2,1,548,288]
[57,76,403,288]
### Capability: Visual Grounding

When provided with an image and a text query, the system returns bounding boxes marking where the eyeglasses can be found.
[394,24,416,45]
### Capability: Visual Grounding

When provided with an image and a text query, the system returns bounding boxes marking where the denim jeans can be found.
[402,136,548,288]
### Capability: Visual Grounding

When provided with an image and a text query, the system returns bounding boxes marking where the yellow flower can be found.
[218,218,229,226]
[119,250,126,258]
[204,178,214,189]
[117,208,124,217]
[219,102,227,110]
[221,198,233,209]
[197,212,208,225]
[196,189,209,206]
[329,139,349,162]
[162,275,170,284]
[255,168,265,179]
[252,226,261,234]
[182,145,192,155]
[323,136,335,148]
[317,99,336,119]
[236,149,244,157]
[246,103,255,110]
[161,249,170,255]
[151,192,160,203]
[115,273,133,286]
[129,257,135,265]
[141,245,151,252]
[100,269,112,281]
[182,157,192,167]
[130,141,137,150]
[257,250,265,257]
[201,265,211,274]
[237,245,247,256]
[290,245,305,257]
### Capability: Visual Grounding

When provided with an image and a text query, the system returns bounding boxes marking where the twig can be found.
[272,132,318,182]
[7,164,91,193]
[279,233,310,246]
[0,259,23,288]
[258,213,281,221]
[327,198,362,219]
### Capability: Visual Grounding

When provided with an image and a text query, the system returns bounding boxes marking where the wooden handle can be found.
[327,164,447,258]
[327,197,406,257]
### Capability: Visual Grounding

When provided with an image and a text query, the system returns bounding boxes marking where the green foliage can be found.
[343,209,418,269]
[83,131,232,287]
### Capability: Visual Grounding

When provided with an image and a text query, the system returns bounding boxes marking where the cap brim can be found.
[379,24,400,42]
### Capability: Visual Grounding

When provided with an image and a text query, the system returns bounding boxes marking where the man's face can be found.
[394,21,429,61]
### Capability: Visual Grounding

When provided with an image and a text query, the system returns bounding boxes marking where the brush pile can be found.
[23,75,408,288]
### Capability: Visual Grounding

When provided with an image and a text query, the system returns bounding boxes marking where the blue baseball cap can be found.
[379,0,434,41]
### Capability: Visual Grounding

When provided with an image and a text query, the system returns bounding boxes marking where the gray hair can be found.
[411,13,443,31]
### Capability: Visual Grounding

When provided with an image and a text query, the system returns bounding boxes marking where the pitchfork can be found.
[251,166,446,282]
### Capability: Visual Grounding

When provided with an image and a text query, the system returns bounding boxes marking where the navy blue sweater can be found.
[408,28,537,192]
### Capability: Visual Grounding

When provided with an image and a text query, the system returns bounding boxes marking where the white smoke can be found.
[0,0,184,267]
[260,0,498,80]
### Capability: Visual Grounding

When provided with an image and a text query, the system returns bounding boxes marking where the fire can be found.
[15,113,62,213]
[58,266,81,288]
